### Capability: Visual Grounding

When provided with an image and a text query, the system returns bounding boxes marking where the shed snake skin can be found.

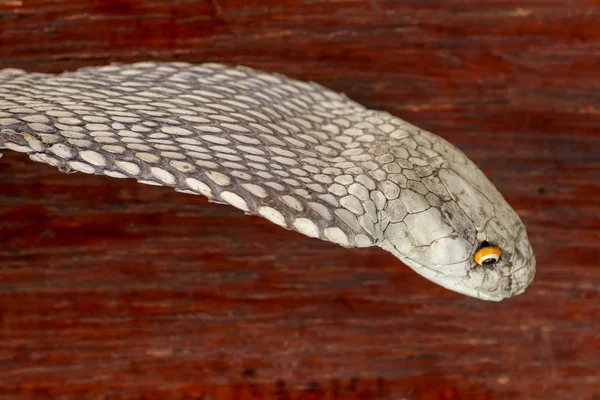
[0,62,535,301]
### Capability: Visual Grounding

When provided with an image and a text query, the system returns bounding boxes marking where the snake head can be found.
[379,131,535,301]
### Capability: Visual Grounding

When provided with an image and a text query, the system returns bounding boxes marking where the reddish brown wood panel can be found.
[1,1,599,399]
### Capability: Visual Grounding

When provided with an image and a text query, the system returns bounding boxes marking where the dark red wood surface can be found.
[1,1,599,399]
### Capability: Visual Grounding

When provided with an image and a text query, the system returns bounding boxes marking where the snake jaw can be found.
[380,218,535,302]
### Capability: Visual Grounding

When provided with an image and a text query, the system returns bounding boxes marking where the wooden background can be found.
[0,1,599,399]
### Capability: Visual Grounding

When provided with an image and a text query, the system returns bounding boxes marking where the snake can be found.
[0,62,535,301]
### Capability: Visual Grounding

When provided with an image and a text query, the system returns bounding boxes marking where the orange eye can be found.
[474,246,501,266]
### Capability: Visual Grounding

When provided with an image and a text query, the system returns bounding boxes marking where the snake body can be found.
[0,62,535,301]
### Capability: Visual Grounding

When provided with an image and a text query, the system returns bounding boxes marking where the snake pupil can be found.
[482,258,497,266]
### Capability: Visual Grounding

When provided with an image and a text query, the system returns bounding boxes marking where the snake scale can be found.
[0,62,535,301]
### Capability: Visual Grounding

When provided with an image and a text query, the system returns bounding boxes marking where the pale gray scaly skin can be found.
[0,62,535,301]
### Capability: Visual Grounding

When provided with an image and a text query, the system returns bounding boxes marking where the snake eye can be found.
[474,242,501,266]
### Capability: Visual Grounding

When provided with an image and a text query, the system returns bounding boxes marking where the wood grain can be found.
[1,0,599,399]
